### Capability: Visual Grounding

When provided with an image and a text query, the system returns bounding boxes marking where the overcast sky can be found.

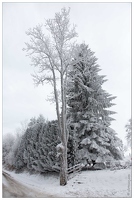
[3,2,131,143]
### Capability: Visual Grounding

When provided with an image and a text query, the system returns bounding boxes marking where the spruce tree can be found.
[67,44,123,167]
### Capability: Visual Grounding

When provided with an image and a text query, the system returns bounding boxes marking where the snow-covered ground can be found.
[3,168,132,198]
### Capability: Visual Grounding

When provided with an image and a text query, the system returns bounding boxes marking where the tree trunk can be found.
[52,68,67,185]
[52,68,62,137]
[60,144,67,185]
[60,68,68,186]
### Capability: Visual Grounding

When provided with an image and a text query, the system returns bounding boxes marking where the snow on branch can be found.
[32,73,53,86]
[56,143,65,158]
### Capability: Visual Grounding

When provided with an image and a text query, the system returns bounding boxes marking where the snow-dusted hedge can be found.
[3,117,125,174]
[15,119,60,173]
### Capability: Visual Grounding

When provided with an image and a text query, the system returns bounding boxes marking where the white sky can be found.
[2,2,131,143]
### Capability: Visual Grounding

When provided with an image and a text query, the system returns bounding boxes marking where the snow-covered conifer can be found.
[67,44,123,166]
[15,116,60,173]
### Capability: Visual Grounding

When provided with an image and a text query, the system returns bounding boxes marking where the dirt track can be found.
[2,171,56,198]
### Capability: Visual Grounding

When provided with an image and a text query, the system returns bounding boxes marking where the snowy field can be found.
[3,168,132,198]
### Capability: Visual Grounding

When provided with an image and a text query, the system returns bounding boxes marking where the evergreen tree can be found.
[15,116,60,173]
[15,134,27,171]
[67,44,123,166]
[28,117,37,127]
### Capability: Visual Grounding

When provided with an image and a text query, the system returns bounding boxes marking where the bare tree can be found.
[23,7,77,185]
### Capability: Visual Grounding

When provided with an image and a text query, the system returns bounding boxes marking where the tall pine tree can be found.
[67,44,123,167]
